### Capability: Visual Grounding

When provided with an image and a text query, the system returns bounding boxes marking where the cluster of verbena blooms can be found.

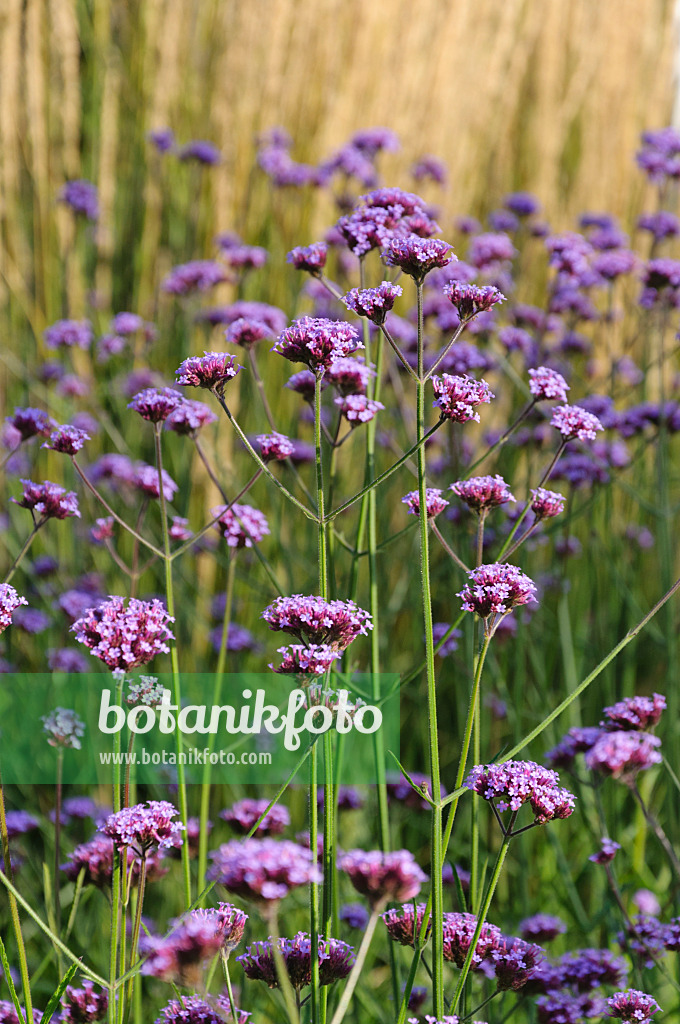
[3,121,679,1024]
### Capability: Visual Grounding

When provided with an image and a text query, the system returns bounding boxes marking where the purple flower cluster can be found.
[62,835,166,888]
[519,915,567,943]
[382,903,431,946]
[220,798,290,836]
[326,358,374,396]
[443,912,502,968]
[141,912,227,984]
[458,563,537,634]
[60,981,108,1024]
[530,488,566,520]
[270,644,341,676]
[340,849,427,907]
[256,432,294,462]
[636,126,680,181]
[44,319,93,350]
[343,282,403,324]
[165,400,218,436]
[551,404,604,441]
[401,488,449,518]
[492,936,545,990]
[41,707,85,749]
[162,260,227,294]
[226,318,272,348]
[529,367,570,403]
[431,374,494,422]
[14,480,80,520]
[465,761,576,825]
[6,407,54,441]
[443,282,506,320]
[128,388,183,423]
[237,932,354,989]
[262,594,372,650]
[212,503,270,548]
[59,180,99,219]
[42,425,90,455]
[287,242,328,273]
[584,731,662,780]
[383,235,455,283]
[589,838,621,864]
[334,394,384,423]
[207,838,321,901]
[102,800,184,854]
[601,694,665,731]
[273,317,362,372]
[0,585,28,634]
[71,596,174,671]
[451,474,515,512]
[156,996,249,1024]
[175,352,241,395]
[606,989,660,1021]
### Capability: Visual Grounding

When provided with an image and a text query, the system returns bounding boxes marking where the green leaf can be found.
[387,751,437,808]
[41,962,80,1024]
[0,936,27,1024]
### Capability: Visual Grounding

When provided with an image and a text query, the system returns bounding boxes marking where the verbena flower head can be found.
[162,260,227,294]
[270,644,341,677]
[7,407,54,440]
[443,911,502,968]
[42,708,85,749]
[519,915,567,943]
[340,849,427,907]
[0,585,28,634]
[273,317,362,373]
[601,694,666,732]
[128,388,183,423]
[141,912,226,985]
[165,400,218,436]
[42,425,90,455]
[606,990,660,1021]
[175,352,241,396]
[220,798,290,837]
[584,731,662,780]
[262,595,373,650]
[465,761,576,825]
[468,232,517,268]
[110,312,146,335]
[343,282,403,324]
[211,503,270,548]
[156,996,249,1024]
[458,563,537,635]
[207,838,321,901]
[451,475,515,512]
[237,932,354,990]
[402,488,449,518]
[589,837,621,864]
[43,318,93,350]
[14,480,80,520]
[127,676,165,707]
[5,811,39,838]
[71,596,174,671]
[287,242,328,273]
[225,318,272,348]
[383,903,431,947]
[529,367,570,403]
[60,981,108,1023]
[412,154,447,184]
[61,835,166,887]
[443,281,505,320]
[383,234,455,283]
[492,936,545,990]
[102,800,184,854]
[618,916,667,968]
[59,179,98,219]
[536,993,606,1023]
[286,370,319,401]
[551,404,604,441]
[638,210,680,240]
[337,206,397,257]
[334,394,384,423]
[256,432,294,462]
[326,358,374,396]
[530,488,566,520]
[432,374,494,422]
[131,463,179,500]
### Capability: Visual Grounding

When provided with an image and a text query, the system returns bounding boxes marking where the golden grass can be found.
[0,0,675,327]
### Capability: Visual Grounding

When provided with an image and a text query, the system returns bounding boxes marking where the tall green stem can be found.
[0,771,34,1024]
[197,553,237,900]
[3,523,42,586]
[153,424,191,907]
[415,282,444,1018]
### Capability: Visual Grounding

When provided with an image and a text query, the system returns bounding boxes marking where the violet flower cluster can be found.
[339,848,428,907]
[220,798,290,836]
[261,594,373,650]
[102,800,185,854]
[71,596,174,671]
[465,760,576,826]
[207,838,321,901]
[237,932,354,990]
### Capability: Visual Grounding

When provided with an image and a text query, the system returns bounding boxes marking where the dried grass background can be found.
[0,0,677,328]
